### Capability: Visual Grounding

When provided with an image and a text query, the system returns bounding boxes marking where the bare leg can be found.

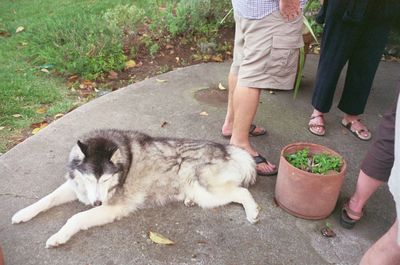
[12,181,77,224]
[230,86,276,174]
[360,219,400,265]
[347,170,383,220]
[45,204,129,248]
[221,72,238,135]
[221,74,265,136]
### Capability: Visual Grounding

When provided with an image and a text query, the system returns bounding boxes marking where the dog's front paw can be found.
[12,208,36,224]
[246,204,260,224]
[46,232,71,248]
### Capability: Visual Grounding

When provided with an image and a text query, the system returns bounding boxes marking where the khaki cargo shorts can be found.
[231,11,304,90]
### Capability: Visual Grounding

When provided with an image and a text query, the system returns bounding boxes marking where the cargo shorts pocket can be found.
[265,35,304,76]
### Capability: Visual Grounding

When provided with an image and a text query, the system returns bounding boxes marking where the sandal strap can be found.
[309,115,325,128]
[345,119,370,133]
[253,154,267,164]
[249,124,257,133]
[310,114,324,120]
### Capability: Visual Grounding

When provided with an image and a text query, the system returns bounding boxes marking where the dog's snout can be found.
[93,200,102,206]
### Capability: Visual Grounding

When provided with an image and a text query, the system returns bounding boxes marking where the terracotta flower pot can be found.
[275,143,347,220]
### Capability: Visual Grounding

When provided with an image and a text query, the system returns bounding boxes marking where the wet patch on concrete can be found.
[194,86,228,107]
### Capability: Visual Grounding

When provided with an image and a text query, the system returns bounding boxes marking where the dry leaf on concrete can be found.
[149,231,175,245]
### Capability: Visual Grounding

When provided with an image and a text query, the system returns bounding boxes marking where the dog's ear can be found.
[69,140,87,161]
[77,140,89,156]
[110,148,123,165]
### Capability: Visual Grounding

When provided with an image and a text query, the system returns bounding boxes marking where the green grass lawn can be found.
[0,0,232,153]
[0,0,142,152]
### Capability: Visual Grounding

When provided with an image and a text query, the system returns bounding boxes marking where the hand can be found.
[279,0,301,22]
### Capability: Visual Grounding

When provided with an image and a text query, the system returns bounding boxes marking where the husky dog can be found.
[12,129,260,248]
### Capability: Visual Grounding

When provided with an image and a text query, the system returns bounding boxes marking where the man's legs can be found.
[222,73,265,136]
[360,219,400,265]
[230,85,276,174]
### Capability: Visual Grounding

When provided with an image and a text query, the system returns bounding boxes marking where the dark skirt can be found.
[361,93,398,182]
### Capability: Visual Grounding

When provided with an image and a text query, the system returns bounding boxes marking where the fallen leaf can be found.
[211,54,223,62]
[165,44,174,49]
[0,126,5,131]
[192,54,203,61]
[40,68,49,73]
[54,113,64,119]
[202,54,211,61]
[321,227,336,238]
[31,121,48,129]
[125,59,136,69]
[156,78,167,83]
[218,83,226,90]
[31,127,42,135]
[68,75,79,81]
[15,26,24,33]
[12,114,22,118]
[36,107,47,114]
[199,111,208,116]
[175,57,180,63]
[108,71,118,80]
[83,80,93,86]
[149,231,175,245]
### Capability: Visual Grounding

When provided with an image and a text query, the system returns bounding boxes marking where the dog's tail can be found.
[226,145,257,187]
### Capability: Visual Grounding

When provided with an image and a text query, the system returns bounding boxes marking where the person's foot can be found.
[253,154,278,176]
[345,198,364,220]
[340,197,364,229]
[342,115,372,141]
[308,114,325,136]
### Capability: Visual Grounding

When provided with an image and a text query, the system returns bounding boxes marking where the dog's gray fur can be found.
[12,129,259,248]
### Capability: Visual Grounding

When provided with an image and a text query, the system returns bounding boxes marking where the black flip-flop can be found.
[340,199,363,229]
[253,154,278,176]
[222,124,267,138]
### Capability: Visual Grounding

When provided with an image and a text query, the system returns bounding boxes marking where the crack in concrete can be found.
[0,192,39,200]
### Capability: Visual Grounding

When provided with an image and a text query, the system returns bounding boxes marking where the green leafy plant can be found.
[293,0,321,98]
[285,148,342,174]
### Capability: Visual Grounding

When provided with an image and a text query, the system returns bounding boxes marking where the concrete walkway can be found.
[1,55,399,265]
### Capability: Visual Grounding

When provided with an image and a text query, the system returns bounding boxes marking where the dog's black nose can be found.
[93,200,102,206]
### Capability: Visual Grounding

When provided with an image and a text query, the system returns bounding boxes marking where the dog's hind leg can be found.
[227,187,260,224]
[193,184,260,224]
[45,204,128,248]
[12,181,77,224]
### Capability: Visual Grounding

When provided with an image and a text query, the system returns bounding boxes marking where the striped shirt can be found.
[232,0,308,19]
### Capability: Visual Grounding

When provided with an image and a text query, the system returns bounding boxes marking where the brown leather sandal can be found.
[308,115,325,136]
[341,118,372,141]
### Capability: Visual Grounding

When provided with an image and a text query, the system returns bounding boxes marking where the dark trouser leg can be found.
[311,17,357,113]
[360,94,397,182]
[338,21,391,115]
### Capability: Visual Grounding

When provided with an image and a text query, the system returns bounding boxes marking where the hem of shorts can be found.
[237,81,294,90]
